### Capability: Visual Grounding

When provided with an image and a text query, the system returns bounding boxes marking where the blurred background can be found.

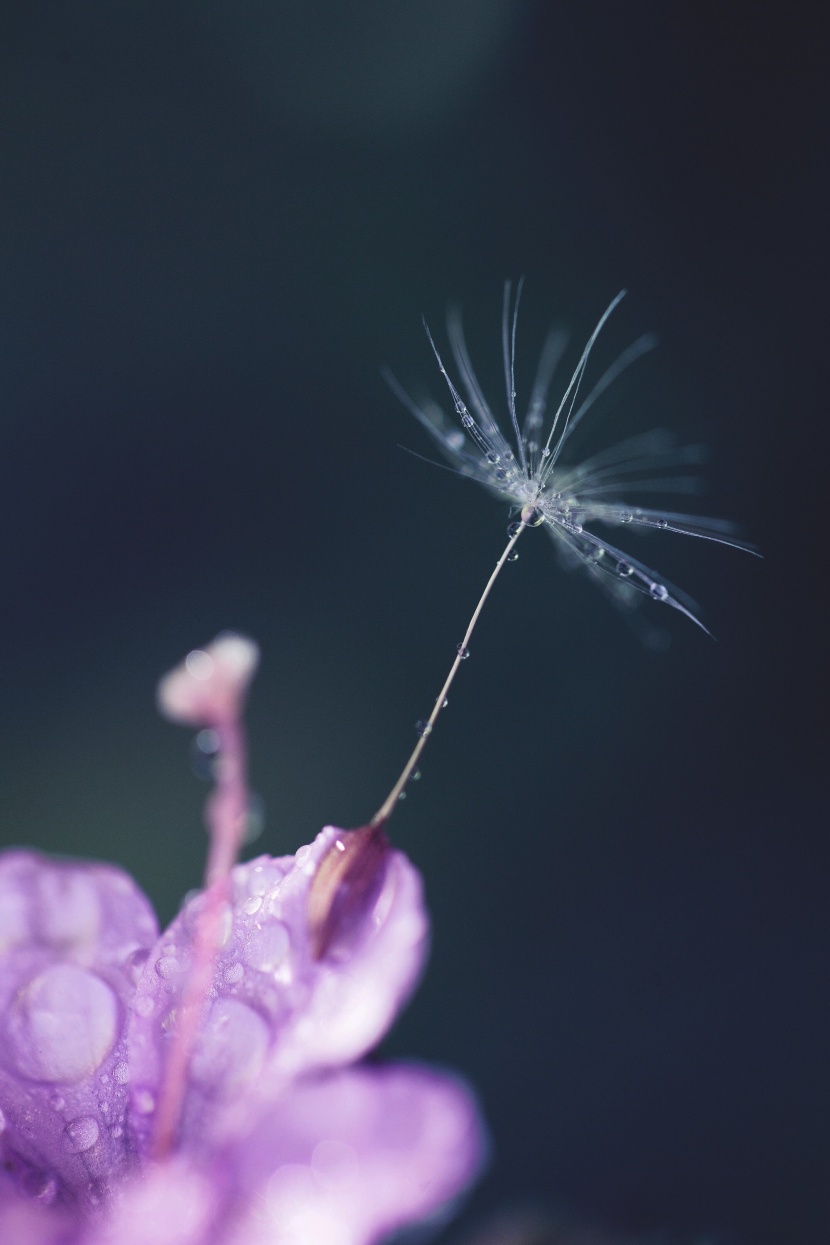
[0,3,827,1243]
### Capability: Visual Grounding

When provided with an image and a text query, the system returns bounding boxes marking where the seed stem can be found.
[371,521,527,827]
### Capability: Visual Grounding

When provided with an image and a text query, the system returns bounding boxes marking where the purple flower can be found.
[0,638,484,1244]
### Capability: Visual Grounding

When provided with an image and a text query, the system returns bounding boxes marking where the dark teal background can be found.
[0,4,826,1243]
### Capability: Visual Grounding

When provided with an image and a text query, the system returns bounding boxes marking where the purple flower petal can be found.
[0,852,159,1207]
[84,1158,224,1245]
[127,827,428,1154]
[0,1171,78,1245]
[90,1065,484,1245]
[219,1063,485,1245]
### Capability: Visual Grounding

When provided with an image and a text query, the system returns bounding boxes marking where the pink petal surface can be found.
[0,1172,79,1245]
[0,852,159,1207]
[85,1158,225,1245]
[222,1064,485,1245]
[127,827,429,1154]
[90,1064,484,1245]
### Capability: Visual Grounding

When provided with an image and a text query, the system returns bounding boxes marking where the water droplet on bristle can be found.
[620,512,633,524]
[461,413,474,428]
[456,644,470,659]
[520,504,545,527]
[617,561,634,578]
[415,720,432,738]
[507,521,522,537]
[650,583,669,601]
[507,551,519,562]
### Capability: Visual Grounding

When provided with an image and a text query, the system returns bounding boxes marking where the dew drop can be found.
[507,551,519,562]
[616,561,634,578]
[409,769,422,783]
[191,731,219,780]
[415,720,432,738]
[446,430,464,451]
[0,1107,6,1134]
[155,956,179,980]
[223,961,245,984]
[540,446,551,458]
[10,966,119,1083]
[243,896,262,917]
[485,451,500,465]
[196,728,219,753]
[134,1089,155,1115]
[397,791,407,801]
[65,1116,99,1153]
[135,994,154,1018]
[185,649,213,680]
[520,504,545,527]
[34,1176,57,1205]
[442,698,449,708]
[456,644,470,659]
[461,413,474,429]
[247,922,289,972]
[495,468,507,480]
[244,793,266,845]
[620,512,633,524]
[113,1061,130,1085]
[650,583,669,601]
[507,521,522,538]
[657,518,668,529]
[294,845,312,868]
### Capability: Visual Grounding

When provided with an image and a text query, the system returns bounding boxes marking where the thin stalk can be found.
[151,716,249,1159]
[370,520,527,827]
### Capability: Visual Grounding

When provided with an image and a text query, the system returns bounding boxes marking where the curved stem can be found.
[370,521,527,827]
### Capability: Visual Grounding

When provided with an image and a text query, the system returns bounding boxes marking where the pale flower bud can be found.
[156,634,259,726]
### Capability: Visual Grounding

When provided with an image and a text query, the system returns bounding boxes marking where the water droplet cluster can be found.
[0,851,159,1206]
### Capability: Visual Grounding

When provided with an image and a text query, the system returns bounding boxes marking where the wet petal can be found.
[0,1171,79,1245]
[221,1064,485,1245]
[84,1158,222,1245]
[127,827,428,1153]
[0,852,159,1207]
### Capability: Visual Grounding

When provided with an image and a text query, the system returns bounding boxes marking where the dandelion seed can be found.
[369,285,759,825]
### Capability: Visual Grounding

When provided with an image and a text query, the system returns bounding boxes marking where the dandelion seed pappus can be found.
[385,282,759,637]
[365,282,759,826]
